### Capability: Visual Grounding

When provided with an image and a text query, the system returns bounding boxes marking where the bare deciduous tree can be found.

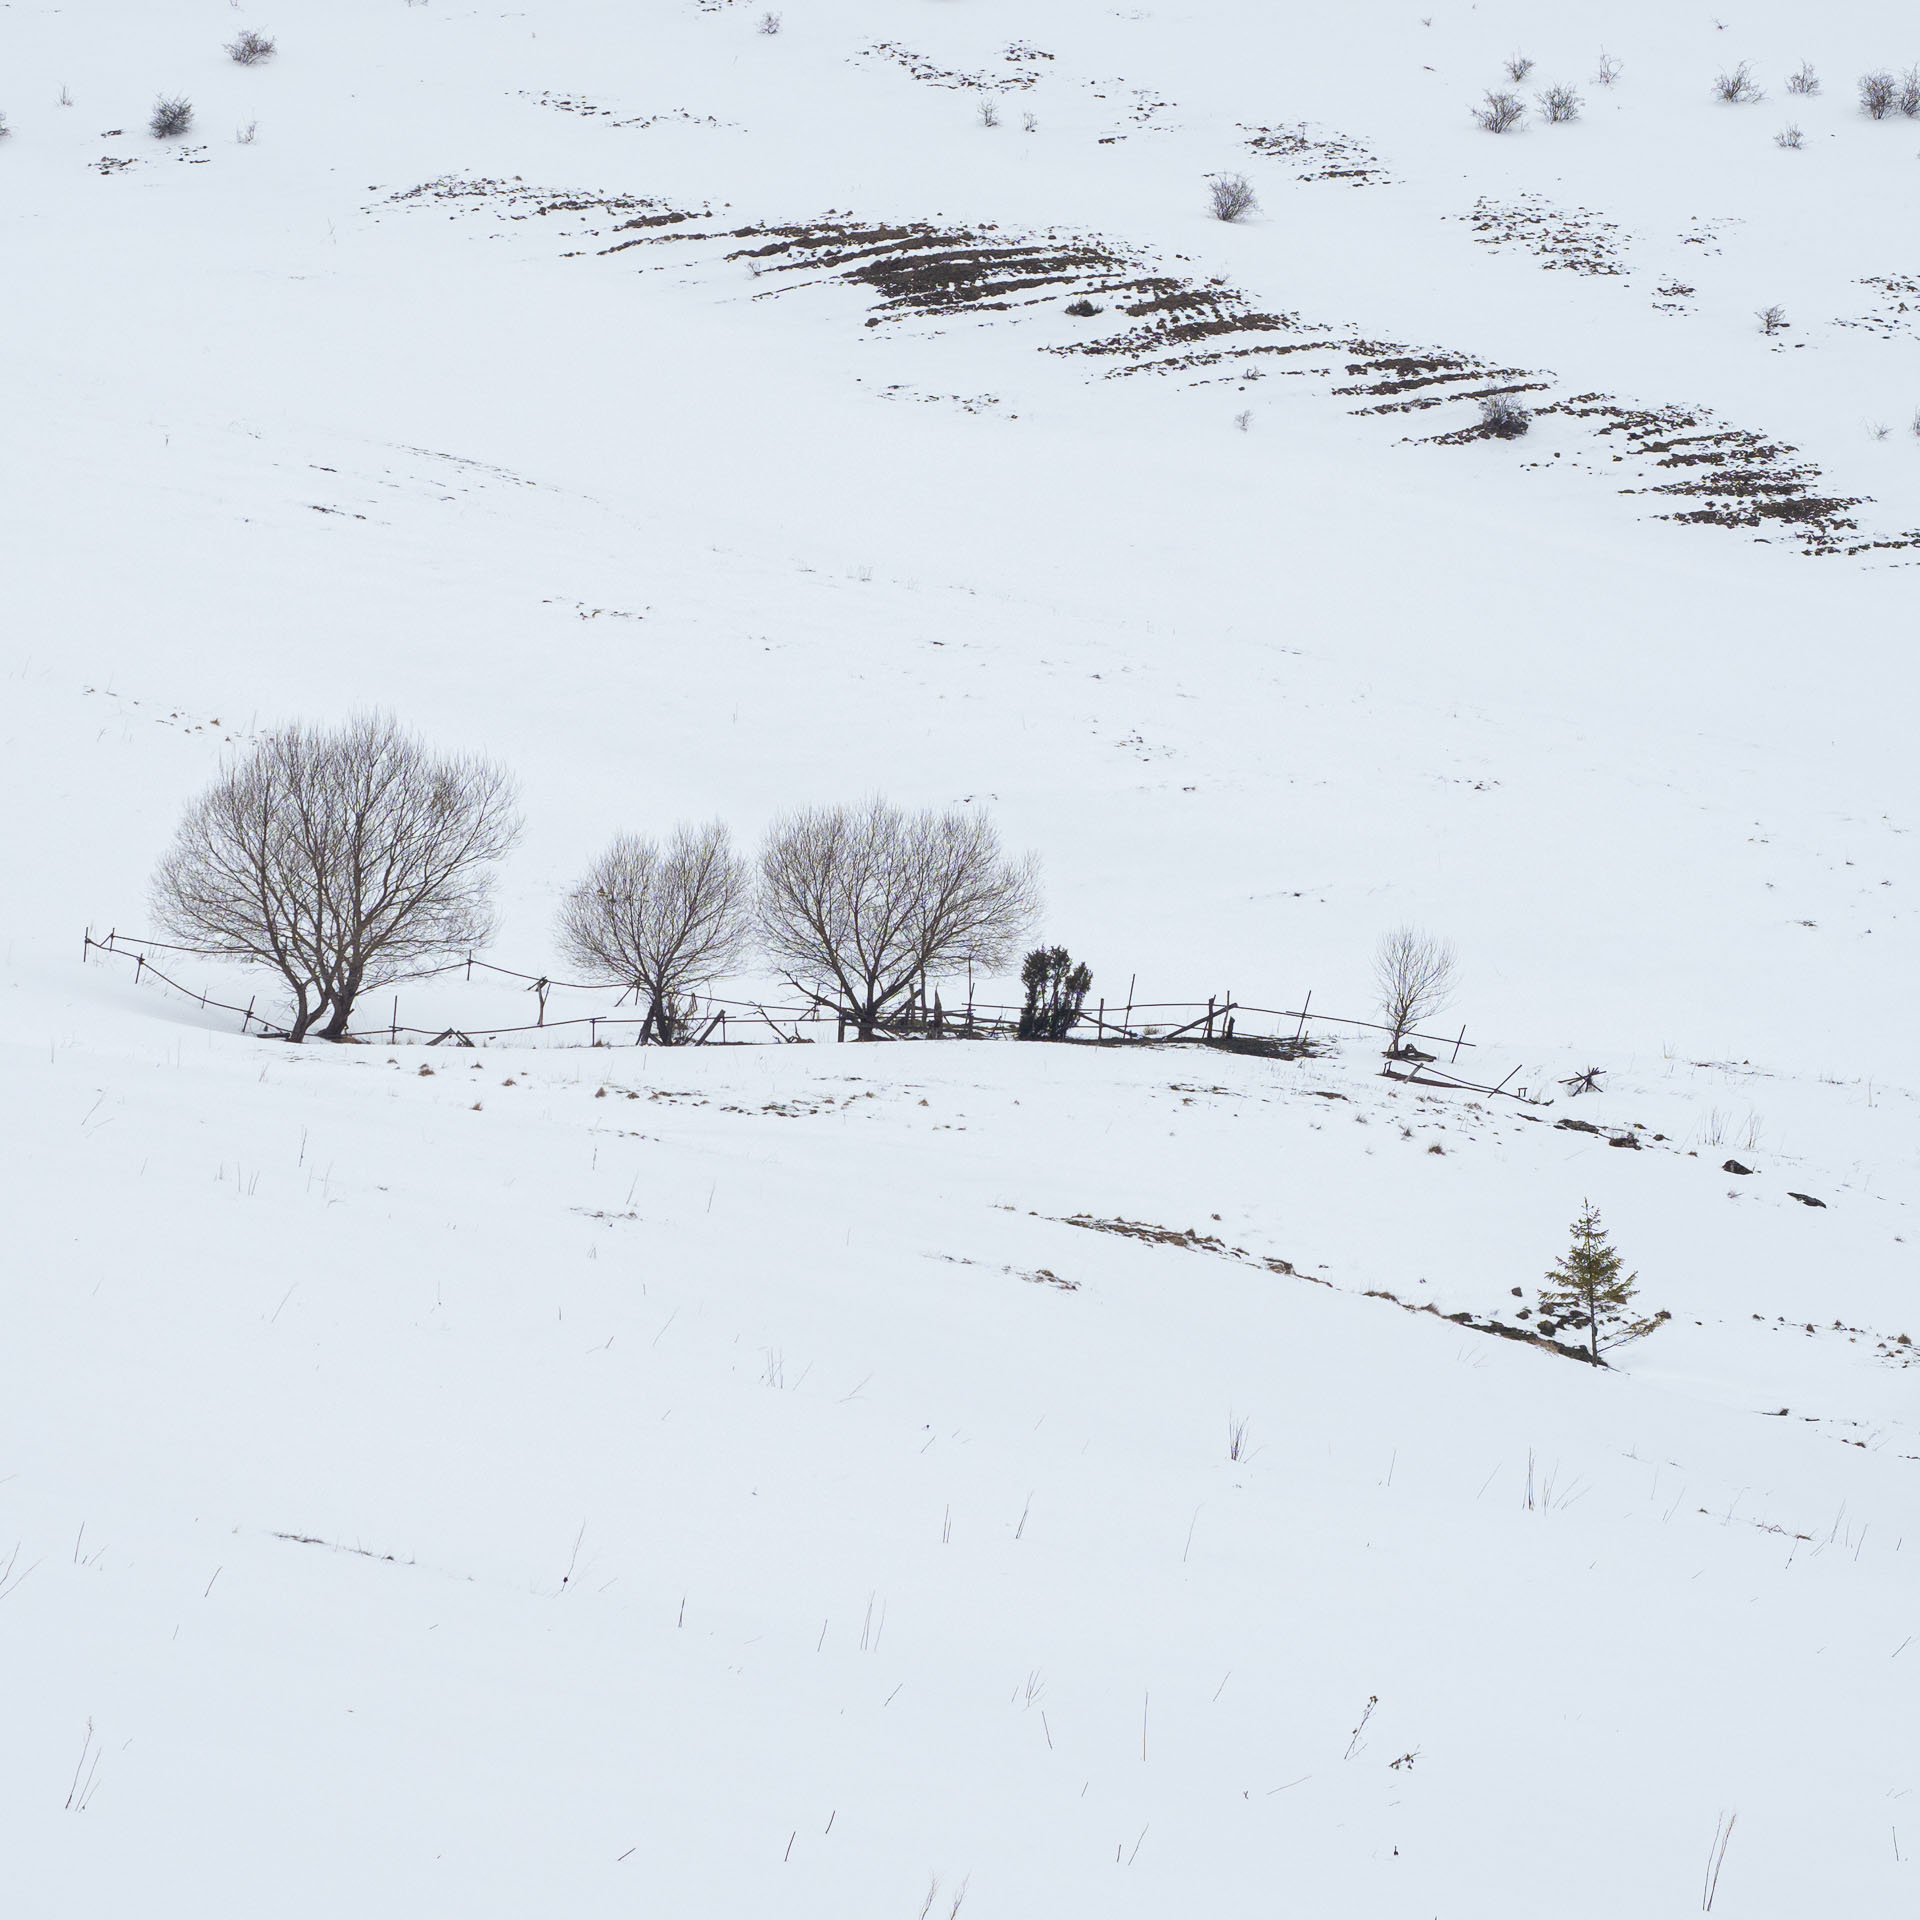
[151,713,519,1041]
[1373,925,1458,1055]
[757,799,1037,1038]
[557,822,752,1043]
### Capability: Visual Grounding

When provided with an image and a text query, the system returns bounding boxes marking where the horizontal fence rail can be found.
[76,930,1536,1094]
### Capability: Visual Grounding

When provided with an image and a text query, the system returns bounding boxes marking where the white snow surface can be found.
[3,2,1918,1914]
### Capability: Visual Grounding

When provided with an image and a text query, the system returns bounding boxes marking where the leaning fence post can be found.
[1124,974,1134,1036]
[1294,990,1312,1040]
[1452,1026,1467,1062]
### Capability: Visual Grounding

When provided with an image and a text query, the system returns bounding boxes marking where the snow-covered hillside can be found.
[2,3,1917,1914]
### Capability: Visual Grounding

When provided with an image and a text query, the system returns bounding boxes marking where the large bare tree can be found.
[557,822,752,1043]
[1373,924,1458,1056]
[151,713,520,1041]
[757,800,1038,1038]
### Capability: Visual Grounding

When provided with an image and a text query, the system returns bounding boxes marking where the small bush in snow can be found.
[1860,71,1898,118]
[1209,172,1257,221]
[1537,83,1582,124]
[1478,394,1531,439]
[227,30,275,65]
[1473,91,1526,133]
[1064,297,1103,317]
[1594,52,1622,87]
[1901,66,1920,116]
[236,120,258,145]
[1775,124,1803,149]
[976,93,1000,128]
[1504,53,1534,83]
[1714,63,1763,104]
[757,11,781,34]
[1785,61,1820,96]
[150,95,194,138]
[1757,304,1789,335]
[0,110,9,138]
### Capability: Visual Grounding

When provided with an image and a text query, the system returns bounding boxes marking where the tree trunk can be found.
[319,966,363,1041]
[287,983,325,1043]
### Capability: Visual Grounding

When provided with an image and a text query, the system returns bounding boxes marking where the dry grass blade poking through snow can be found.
[151,713,520,1041]
[1373,925,1457,1055]
[757,799,1037,1038]
[557,823,753,1044]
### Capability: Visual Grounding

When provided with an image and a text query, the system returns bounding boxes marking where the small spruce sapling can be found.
[1537,1201,1666,1363]
[1016,945,1092,1040]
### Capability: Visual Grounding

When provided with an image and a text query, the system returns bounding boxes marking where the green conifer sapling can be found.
[1537,1200,1666,1363]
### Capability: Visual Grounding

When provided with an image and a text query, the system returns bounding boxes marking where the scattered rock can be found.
[1723,1159,1753,1175]
[1787,1191,1827,1209]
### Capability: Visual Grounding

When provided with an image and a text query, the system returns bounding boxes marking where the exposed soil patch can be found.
[860,40,1043,92]
[1244,121,1390,185]
[1836,273,1920,341]
[384,183,1912,557]
[1459,194,1627,276]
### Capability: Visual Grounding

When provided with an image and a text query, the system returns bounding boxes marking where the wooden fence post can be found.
[1124,974,1134,1036]
[1452,1026,1467,1063]
[1205,996,1215,1040]
[1294,990,1312,1040]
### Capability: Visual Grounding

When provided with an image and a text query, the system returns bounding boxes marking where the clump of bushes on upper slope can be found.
[227,30,276,65]
[1714,63,1763,104]
[1785,61,1820,96]
[1536,84,1581,124]
[150,95,194,138]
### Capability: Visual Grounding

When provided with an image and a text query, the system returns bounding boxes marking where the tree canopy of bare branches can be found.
[557,822,752,1043]
[1373,925,1458,1055]
[757,800,1038,1038]
[151,713,520,1041]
